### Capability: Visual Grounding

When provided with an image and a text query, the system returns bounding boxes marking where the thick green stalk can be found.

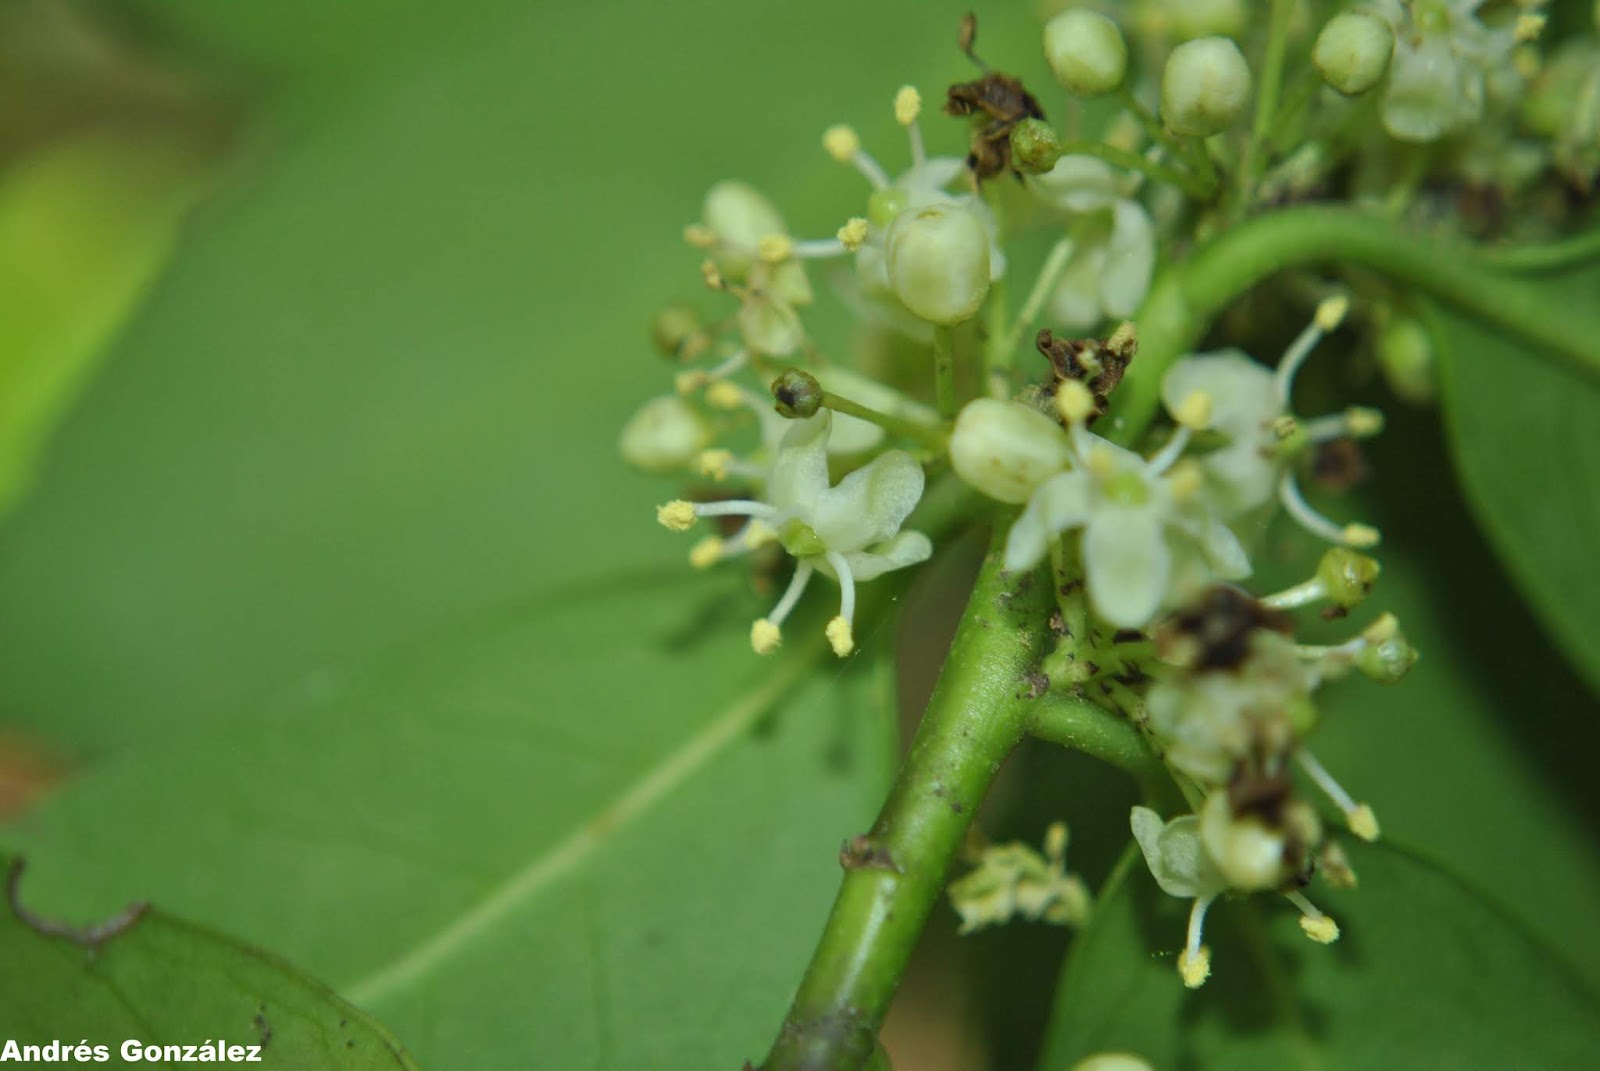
[1112,205,1600,444]
[760,526,1053,1071]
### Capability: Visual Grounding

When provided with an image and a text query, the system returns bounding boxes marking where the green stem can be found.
[760,526,1054,1071]
[1475,226,1600,271]
[1111,205,1600,444]
[1028,691,1162,784]
[933,324,957,420]
[820,391,947,451]
[1237,0,1295,216]
[1115,86,1189,166]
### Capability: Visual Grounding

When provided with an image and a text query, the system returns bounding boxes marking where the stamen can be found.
[758,234,794,263]
[1167,458,1204,502]
[1275,296,1348,406]
[825,551,858,657]
[1179,894,1215,988]
[1298,750,1380,842]
[657,500,699,532]
[837,217,870,252]
[1278,475,1379,548]
[751,561,817,654]
[706,381,748,410]
[691,499,777,520]
[822,124,890,189]
[700,258,725,290]
[689,537,724,570]
[1148,425,1193,475]
[1515,13,1546,42]
[1173,390,1213,430]
[698,449,734,481]
[1298,406,1385,443]
[895,85,926,168]
[1285,890,1341,943]
[683,223,717,249]
[789,237,848,259]
[702,348,751,383]
[1055,380,1096,425]
[750,619,782,655]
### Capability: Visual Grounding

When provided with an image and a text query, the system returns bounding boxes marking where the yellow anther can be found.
[1514,13,1546,42]
[1344,406,1385,438]
[1178,947,1211,989]
[675,369,709,394]
[700,258,724,290]
[1174,390,1214,430]
[1044,821,1068,862]
[657,500,698,532]
[751,618,782,655]
[826,616,855,657]
[1168,459,1205,501]
[744,518,779,548]
[683,223,717,249]
[1362,612,1399,644]
[1300,914,1341,944]
[837,217,870,251]
[1315,295,1350,332]
[1348,804,1381,843]
[823,124,861,162]
[1272,415,1300,439]
[1106,320,1138,359]
[705,381,745,410]
[1105,111,1143,153]
[1087,445,1118,480]
[698,448,734,480]
[689,536,725,570]
[1513,44,1541,81]
[758,233,794,263]
[894,85,922,125]
[1342,522,1381,549]
[1055,380,1096,424]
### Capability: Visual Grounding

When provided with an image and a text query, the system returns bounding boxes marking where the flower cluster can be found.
[614,3,1568,992]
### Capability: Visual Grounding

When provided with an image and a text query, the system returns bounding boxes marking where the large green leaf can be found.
[0,856,415,1069]
[5,572,897,1068]
[1039,841,1600,1069]
[1433,261,1600,693]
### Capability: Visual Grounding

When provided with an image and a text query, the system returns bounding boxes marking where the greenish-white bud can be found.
[1316,547,1381,609]
[1376,314,1436,404]
[770,368,823,419]
[885,203,991,325]
[1313,12,1393,96]
[618,395,711,473]
[1010,118,1063,174]
[1161,36,1252,137]
[1044,10,1128,97]
[1357,625,1419,684]
[949,398,1071,504]
[1199,792,1287,891]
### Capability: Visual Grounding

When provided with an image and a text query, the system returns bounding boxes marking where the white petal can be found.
[1083,505,1170,628]
[810,449,925,552]
[1200,517,1252,579]
[837,530,934,581]
[1160,351,1278,437]
[1099,201,1155,318]
[1205,441,1279,515]
[1004,471,1091,572]
[767,411,831,514]
[1048,242,1110,330]
[1131,807,1212,900]
[1031,155,1119,212]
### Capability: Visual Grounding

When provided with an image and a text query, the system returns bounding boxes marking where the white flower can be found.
[656,411,930,656]
[1032,157,1155,331]
[1159,296,1384,548]
[1130,806,1226,988]
[1161,36,1253,137]
[1002,420,1249,629]
[1370,0,1517,142]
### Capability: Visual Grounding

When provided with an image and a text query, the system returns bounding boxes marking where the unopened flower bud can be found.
[1010,118,1063,174]
[949,398,1072,504]
[651,305,702,358]
[1200,791,1288,891]
[885,204,992,325]
[771,369,823,419]
[1356,622,1419,683]
[1313,12,1394,96]
[1377,314,1437,404]
[702,181,786,278]
[1161,37,1252,137]
[619,395,712,473]
[1316,547,1381,609]
[1044,10,1128,97]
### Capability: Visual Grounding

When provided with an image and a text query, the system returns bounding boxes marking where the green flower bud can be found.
[1376,314,1436,404]
[651,305,702,358]
[618,395,711,473]
[1315,547,1381,609]
[1357,624,1419,684]
[949,398,1071,504]
[1161,36,1252,137]
[770,368,823,419]
[1313,12,1393,96]
[1044,10,1128,97]
[1010,118,1063,175]
[885,203,991,325]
